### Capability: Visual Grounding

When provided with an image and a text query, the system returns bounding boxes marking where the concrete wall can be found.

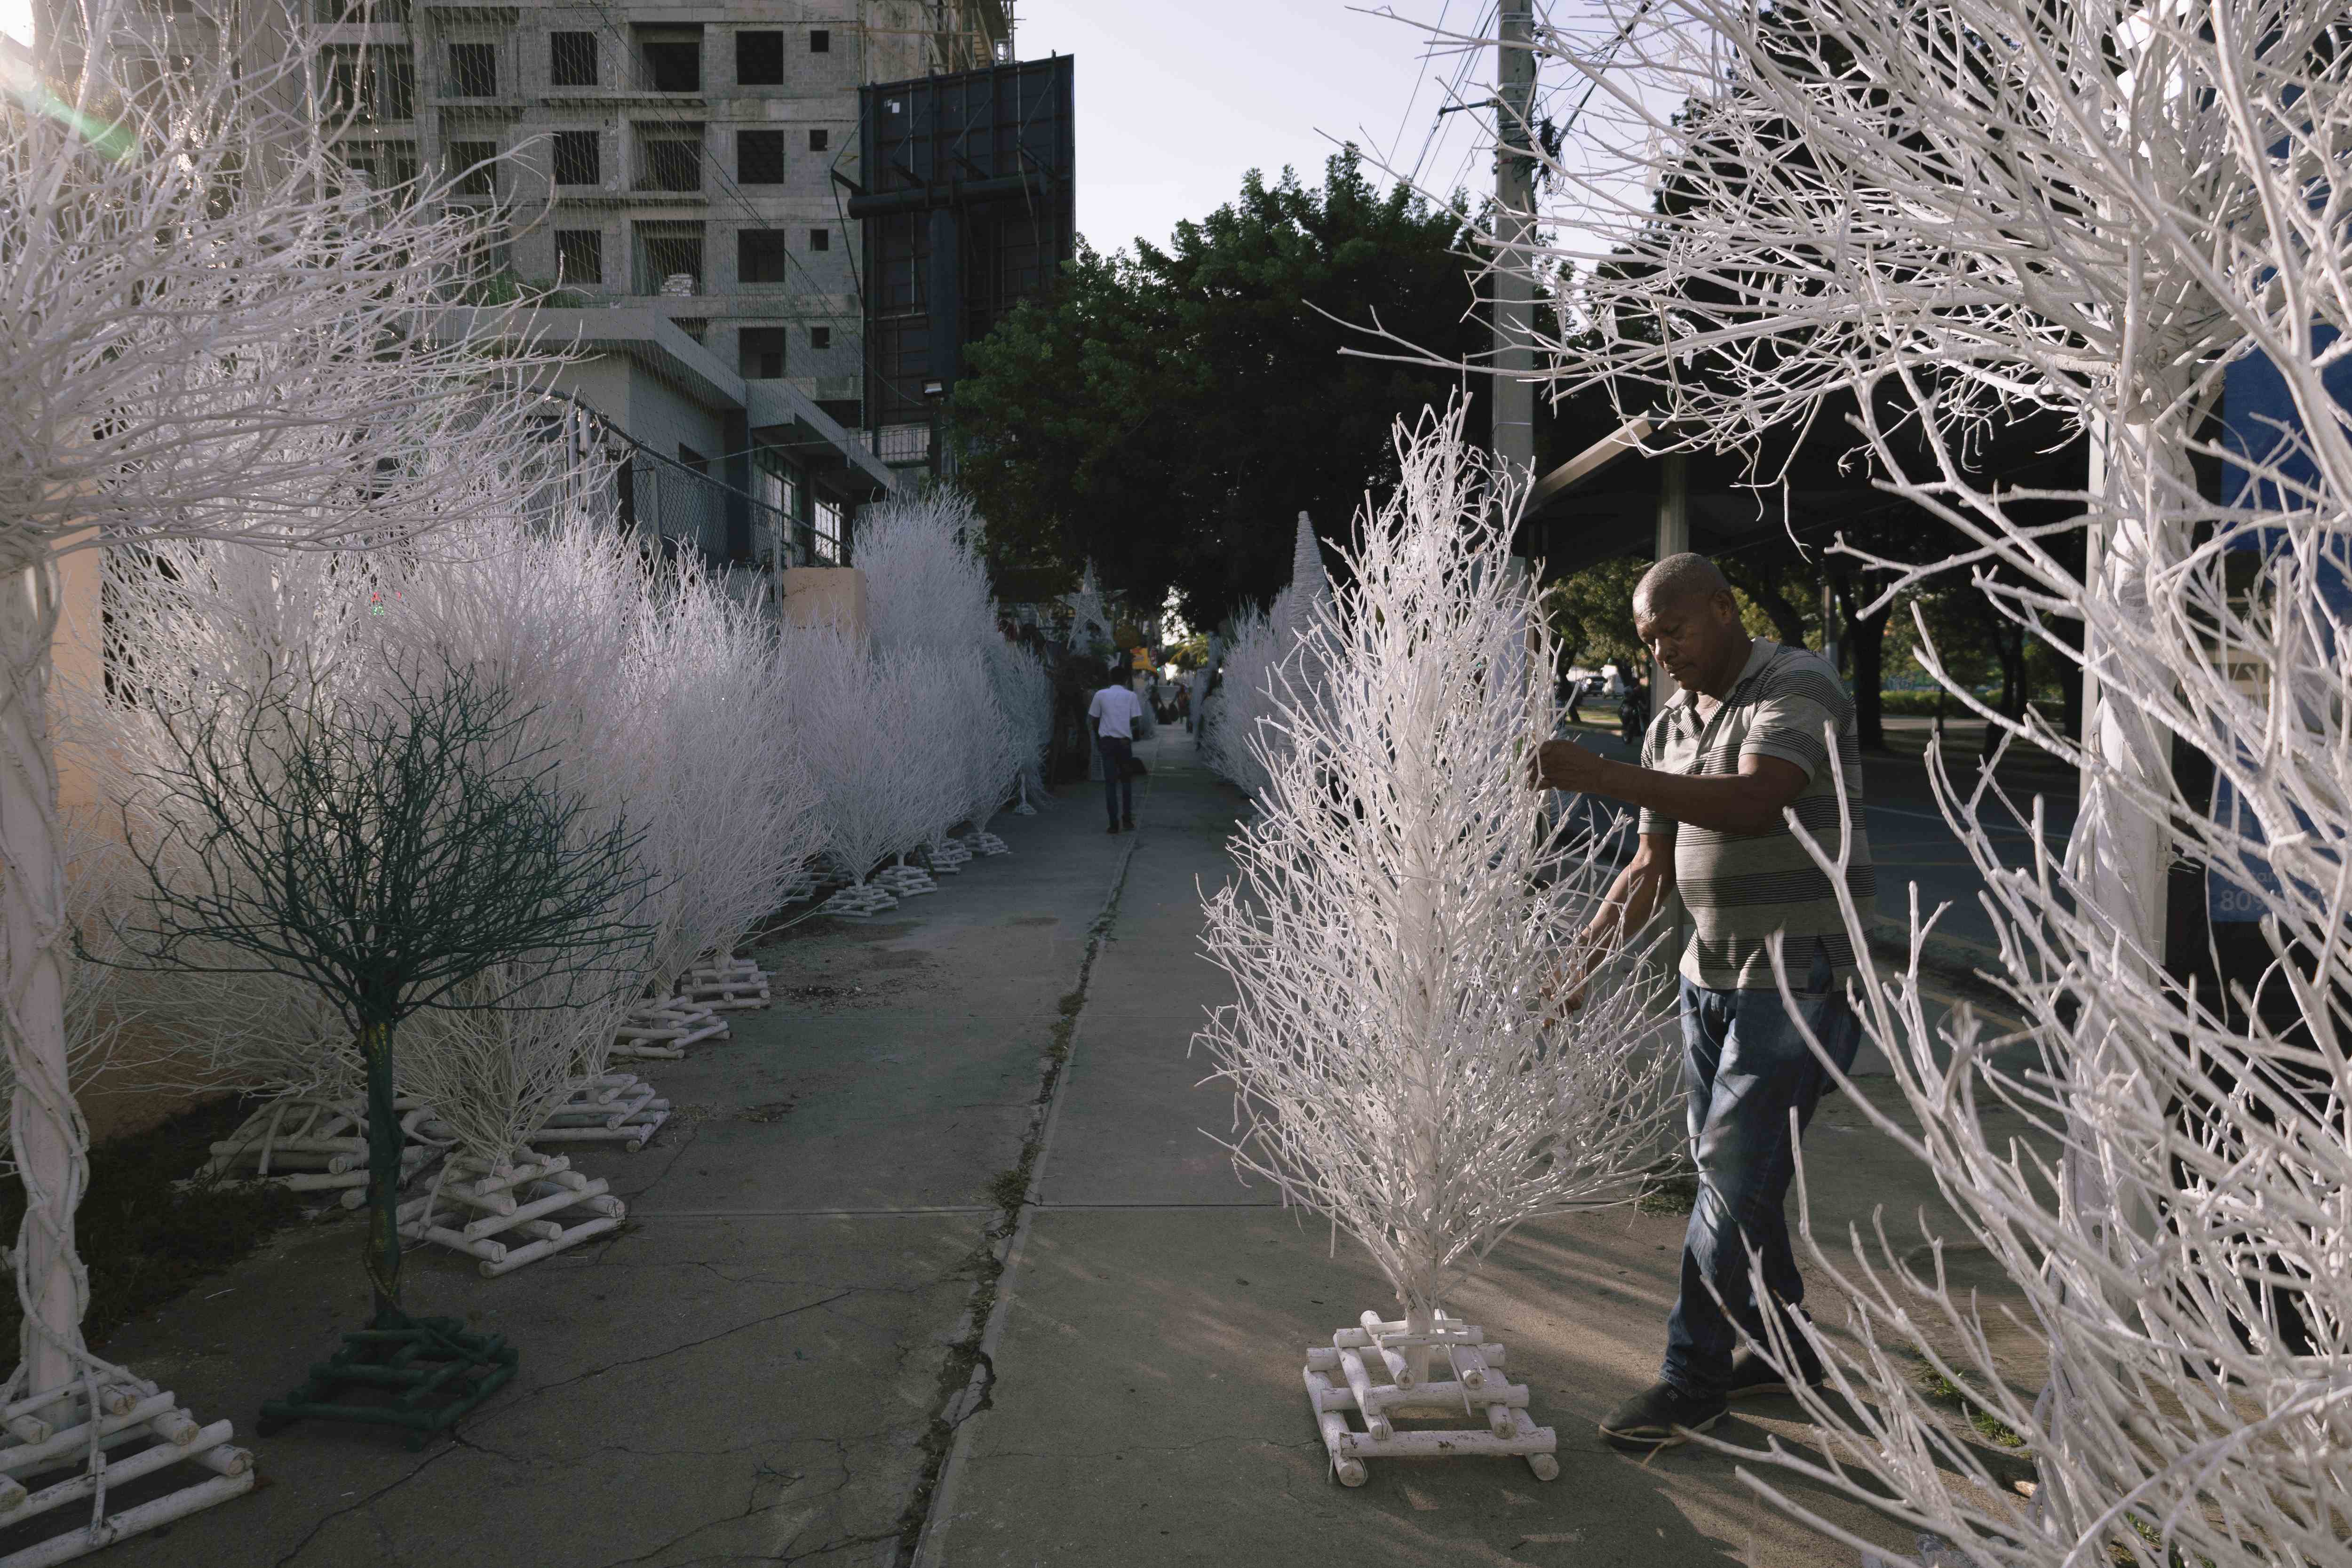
[780,565,866,639]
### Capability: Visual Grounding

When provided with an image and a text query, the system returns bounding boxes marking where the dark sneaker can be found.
[1598,1379,1727,1451]
[1726,1347,1824,1400]
[1105,823,1120,835]
[1121,817,1136,831]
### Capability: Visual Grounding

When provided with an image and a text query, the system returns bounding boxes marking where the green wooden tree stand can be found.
[258,1308,517,1451]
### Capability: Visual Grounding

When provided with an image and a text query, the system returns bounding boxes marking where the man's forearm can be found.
[1583,857,1669,950]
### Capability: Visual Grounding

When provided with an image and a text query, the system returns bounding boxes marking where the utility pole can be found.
[1494,0,1538,527]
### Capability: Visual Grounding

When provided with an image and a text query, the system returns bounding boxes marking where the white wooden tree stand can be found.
[609,997,729,1061]
[680,955,770,1011]
[961,830,1009,857]
[531,1074,670,1151]
[1302,1310,1558,1488]
[818,882,897,918]
[873,861,938,898]
[776,866,820,906]
[0,1363,254,1567]
[397,1150,624,1277]
[197,1095,436,1209]
[925,837,971,873]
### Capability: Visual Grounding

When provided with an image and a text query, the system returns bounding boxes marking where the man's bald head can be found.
[1634,553,1732,617]
[1630,553,1752,697]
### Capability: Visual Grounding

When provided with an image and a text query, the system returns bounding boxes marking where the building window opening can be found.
[636,26,701,92]
[737,128,784,184]
[635,221,704,294]
[809,325,831,350]
[736,29,782,85]
[740,328,789,380]
[807,127,828,152]
[739,229,790,285]
[554,229,603,286]
[446,41,496,97]
[549,31,597,87]
[808,227,829,252]
[552,129,600,185]
[636,124,703,191]
[814,495,842,563]
[319,45,415,121]
[809,28,829,53]
[448,139,497,196]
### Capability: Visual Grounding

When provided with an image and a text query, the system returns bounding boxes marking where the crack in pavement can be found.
[502,1290,856,1404]
[271,1439,466,1567]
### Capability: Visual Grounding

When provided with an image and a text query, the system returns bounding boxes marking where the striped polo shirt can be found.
[1637,638,1877,989]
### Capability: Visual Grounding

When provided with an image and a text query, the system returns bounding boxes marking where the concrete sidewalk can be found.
[79,776,1135,1568]
[917,730,2045,1568]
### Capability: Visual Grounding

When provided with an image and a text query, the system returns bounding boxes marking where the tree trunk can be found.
[360,1020,406,1323]
[1973,595,2029,759]
[1724,559,1810,650]
[1832,572,1890,751]
[1,557,87,1393]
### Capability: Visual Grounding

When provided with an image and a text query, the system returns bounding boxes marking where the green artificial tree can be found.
[97,661,651,1443]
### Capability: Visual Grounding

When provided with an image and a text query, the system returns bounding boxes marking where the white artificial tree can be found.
[626,560,816,1019]
[1198,514,1333,799]
[1422,1,2352,1560]
[2,11,557,1520]
[1196,408,1677,1488]
[1198,603,1274,797]
[858,490,998,658]
[395,965,635,1276]
[855,488,1023,866]
[784,630,928,918]
[984,637,1052,824]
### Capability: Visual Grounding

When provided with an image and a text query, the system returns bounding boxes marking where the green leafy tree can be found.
[951,148,1490,627]
[1541,558,1650,675]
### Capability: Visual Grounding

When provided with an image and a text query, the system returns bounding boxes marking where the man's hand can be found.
[1528,738,1609,793]
[1541,936,1605,1019]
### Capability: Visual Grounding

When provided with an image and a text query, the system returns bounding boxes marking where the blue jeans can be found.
[1098,735,1134,826]
[1662,938,1861,1400]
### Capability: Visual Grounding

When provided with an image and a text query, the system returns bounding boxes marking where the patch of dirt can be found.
[781,982,866,1003]
[739,1099,798,1124]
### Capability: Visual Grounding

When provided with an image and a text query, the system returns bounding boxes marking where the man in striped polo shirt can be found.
[1531,552,1874,1451]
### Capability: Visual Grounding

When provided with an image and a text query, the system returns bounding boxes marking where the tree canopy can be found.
[950,148,1491,628]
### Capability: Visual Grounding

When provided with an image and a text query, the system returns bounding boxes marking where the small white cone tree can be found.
[1196,408,1677,1487]
[1,8,557,1531]
[985,638,1053,820]
[1200,514,1332,798]
[1198,603,1274,797]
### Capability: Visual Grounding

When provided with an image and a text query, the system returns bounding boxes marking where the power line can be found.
[1406,0,1497,194]
[1379,0,1454,173]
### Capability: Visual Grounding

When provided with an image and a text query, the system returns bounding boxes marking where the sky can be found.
[1013,1,1508,257]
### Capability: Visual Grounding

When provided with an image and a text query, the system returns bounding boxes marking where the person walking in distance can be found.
[1529,553,1874,1450]
[1089,667,1145,834]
